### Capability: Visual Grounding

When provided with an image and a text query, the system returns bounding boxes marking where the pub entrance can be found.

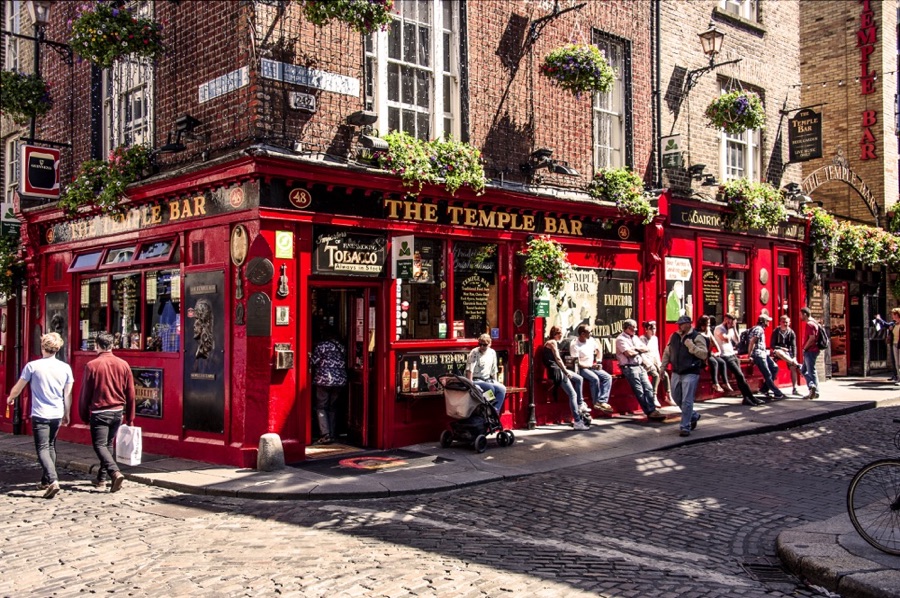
[308,284,380,450]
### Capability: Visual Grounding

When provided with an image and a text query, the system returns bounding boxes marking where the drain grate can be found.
[742,562,796,583]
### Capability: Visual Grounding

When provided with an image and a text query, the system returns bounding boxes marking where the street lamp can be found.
[684,22,742,92]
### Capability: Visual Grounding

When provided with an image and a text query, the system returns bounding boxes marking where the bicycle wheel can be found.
[847,459,900,555]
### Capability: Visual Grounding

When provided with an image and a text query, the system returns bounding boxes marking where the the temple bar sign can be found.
[788,109,822,163]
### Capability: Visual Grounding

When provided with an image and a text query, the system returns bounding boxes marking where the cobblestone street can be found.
[3,404,898,598]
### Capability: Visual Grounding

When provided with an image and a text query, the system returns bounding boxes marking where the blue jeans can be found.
[752,353,783,397]
[474,381,507,415]
[671,372,700,432]
[90,410,123,481]
[577,367,612,405]
[32,417,61,485]
[621,365,656,415]
[801,350,820,391]
[558,371,585,422]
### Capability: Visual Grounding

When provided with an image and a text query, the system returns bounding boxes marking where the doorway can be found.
[309,285,380,452]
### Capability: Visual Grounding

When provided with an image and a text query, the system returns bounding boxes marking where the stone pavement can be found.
[2,377,899,597]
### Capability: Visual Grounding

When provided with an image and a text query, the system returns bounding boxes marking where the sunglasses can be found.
[478,342,489,347]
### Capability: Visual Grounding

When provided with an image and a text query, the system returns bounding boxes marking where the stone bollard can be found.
[257,433,285,471]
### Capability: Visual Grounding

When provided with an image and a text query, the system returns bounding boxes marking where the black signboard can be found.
[313,228,387,277]
[669,204,805,241]
[702,270,722,319]
[453,243,497,338]
[788,109,823,163]
[183,270,225,433]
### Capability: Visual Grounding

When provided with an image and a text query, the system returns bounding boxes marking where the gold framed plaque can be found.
[230,225,249,267]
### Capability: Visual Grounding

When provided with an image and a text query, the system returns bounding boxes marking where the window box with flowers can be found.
[540,43,615,96]
[69,1,164,68]
[517,235,573,298]
[373,131,486,196]
[705,90,766,135]
[299,0,394,35]
[719,178,787,231]
[586,167,657,224]
[59,144,153,216]
[0,71,52,125]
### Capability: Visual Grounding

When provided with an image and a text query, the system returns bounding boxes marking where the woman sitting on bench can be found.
[543,326,591,431]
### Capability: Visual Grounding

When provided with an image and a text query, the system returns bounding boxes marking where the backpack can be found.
[816,324,829,350]
[736,329,751,356]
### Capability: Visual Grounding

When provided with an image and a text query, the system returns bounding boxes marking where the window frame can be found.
[718,82,762,182]
[592,29,633,171]
[4,136,21,208]
[701,243,751,326]
[719,0,758,21]
[4,0,20,71]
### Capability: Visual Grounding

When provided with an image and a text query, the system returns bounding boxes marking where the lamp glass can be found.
[697,24,724,57]
[26,0,53,27]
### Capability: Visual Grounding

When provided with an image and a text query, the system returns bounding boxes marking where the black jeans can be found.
[32,417,61,485]
[720,354,754,400]
[90,410,123,481]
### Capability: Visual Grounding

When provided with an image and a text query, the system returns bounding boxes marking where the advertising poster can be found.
[664,257,693,322]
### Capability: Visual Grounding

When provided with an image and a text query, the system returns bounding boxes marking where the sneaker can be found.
[573,420,590,431]
[315,435,334,445]
[595,402,614,413]
[36,482,51,491]
[43,482,60,499]
[578,402,591,415]
[772,393,786,400]
[91,478,108,489]
[110,473,125,493]
[679,430,691,437]
[742,397,761,406]
[691,413,701,430]
[647,410,667,420]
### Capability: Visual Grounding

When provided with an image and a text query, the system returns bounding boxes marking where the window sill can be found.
[713,8,766,36]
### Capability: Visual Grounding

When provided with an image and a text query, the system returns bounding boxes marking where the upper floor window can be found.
[4,0,20,71]
[592,31,631,170]
[365,0,460,140]
[718,83,762,181]
[101,1,154,155]
[719,0,758,21]
[4,136,20,207]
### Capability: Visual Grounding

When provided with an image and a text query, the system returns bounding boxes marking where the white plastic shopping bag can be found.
[115,424,143,466]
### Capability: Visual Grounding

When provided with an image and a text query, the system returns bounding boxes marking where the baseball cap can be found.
[676,315,692,325]
[759,313,773,322]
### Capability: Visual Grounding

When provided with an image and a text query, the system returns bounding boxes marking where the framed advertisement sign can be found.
[19,145,60,199]
[133,367,163,418]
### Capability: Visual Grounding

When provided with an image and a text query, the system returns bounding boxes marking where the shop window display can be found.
[397,239,446,340]
[701,248,749,326]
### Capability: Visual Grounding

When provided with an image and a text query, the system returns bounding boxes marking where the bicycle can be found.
[846,418,900,555]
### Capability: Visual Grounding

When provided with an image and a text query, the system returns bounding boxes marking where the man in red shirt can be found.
[79,332,135,492]
[799,307,821,399]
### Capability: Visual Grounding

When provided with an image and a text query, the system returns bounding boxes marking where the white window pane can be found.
[388,65,400,101]
[418,25,430,67]
[401,66,415,104]
[389,107,400,131]
[416,70,430,108]
[403,23,416,63]
[389,21,401,59]
[416,112,430,140]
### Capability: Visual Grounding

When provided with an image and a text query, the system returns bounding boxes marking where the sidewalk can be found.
[2,377,900,596]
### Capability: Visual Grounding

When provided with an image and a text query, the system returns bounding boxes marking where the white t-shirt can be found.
[641,334,661,367]
[570,337,600,368]
[20,356,73,419]
[714,324,739,357]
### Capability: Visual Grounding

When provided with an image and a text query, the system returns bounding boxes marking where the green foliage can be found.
[517,235,573,297]
[705,90,766,135]
[886,210,900,234]
[720,179,788,231]
[374,131,486,196]
[540,44,615,96]
[59,144,152,216]
[803,205,838,266]
[299,0,394,35]
[69,1,164,68]
[0,228,26,299]
[586,167,657,224]
[0,71,52,125]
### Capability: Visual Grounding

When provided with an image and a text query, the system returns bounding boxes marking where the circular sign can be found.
[617,225,631,240]
[230,225,249,266]
[513,309,525,327]
[246,257,275,285]
[759,268,769,285]
[229,186,245,209]
[288,188,312,209]
[45,228,54,244]
[760,288,770,305]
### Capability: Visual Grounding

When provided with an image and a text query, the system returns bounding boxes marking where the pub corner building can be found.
[1,149,815,467]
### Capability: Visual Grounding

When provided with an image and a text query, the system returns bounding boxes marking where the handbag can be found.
[115,424,143,466]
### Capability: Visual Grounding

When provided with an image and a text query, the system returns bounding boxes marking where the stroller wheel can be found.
[439,430,453,448]
[504,430,516,446]
[474,435,488,453]
[496,431,509,447]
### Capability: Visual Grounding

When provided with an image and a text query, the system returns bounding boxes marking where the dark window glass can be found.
[397,239,446,340]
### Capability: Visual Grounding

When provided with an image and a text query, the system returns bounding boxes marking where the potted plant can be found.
[0,228,25,299]
[299,0,394,35]
[69,1,164,68]
[705,90,766,135]
[586,167,657,224]
[720,178,788,231]
[373,131,486,196]
[0,71,52,125]
[59,144,153,216]
[517,235,573,297]
[540,43,615,96]
[803,205,839,266]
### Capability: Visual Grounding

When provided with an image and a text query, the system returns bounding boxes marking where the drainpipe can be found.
[653,0,662,189]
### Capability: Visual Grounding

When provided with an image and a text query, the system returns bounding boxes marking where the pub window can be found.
[102,246,136,267]
[592,30,631,170]
[135,239,176,263]
[701,248,749,326]
[718,82,762,182]
[69,251,104,272]
[719,0,758,22]
[79,277,108,350]
[396,239,446,340]
[111,272,142,349]
[452,242,498,339]
[144,269,180,352]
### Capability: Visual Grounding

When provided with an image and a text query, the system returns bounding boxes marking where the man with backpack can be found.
[713,313,759,405]
[748,314,785,400]
[799,306,823,399]
[661,315,707,436]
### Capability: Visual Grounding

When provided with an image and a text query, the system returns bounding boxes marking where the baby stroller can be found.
[438,375,516,453]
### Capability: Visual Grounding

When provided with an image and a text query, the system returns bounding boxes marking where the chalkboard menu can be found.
[453,243,497,338]
[809,283,824,320]
[702,270,722,318]
[727,276,744,321]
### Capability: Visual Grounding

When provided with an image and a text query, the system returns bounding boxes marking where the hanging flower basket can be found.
[59,144,153,216]
[540,43,614,96]
[0,71,52,125]
[373,131,486,196]
[517,235,573,297]
[0,228,26,299]
[586,167,657,224]
[69,1,164,68]
[704,90,766,135]
[720,178,787,231]
[299,0,394,35]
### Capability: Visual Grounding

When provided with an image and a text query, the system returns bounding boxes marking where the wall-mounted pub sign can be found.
[788,109,823,163]
[19,145,60,199]
[313,227,387,277]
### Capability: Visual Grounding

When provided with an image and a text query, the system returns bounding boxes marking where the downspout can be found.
[653,0,662,188]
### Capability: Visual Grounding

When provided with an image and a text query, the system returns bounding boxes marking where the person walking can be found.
[748,314,785,400]
[79,332,135,493]
[543,326,590,430]
[771,315,802,396]
[697,315,730,393]
[799,307,822,399]
[569,324,613,414]
[5,333,73,499]
[465,334,507,415]
[641,321,671,407]
[616,319,666,420]
[661,315,707,436]
[311,326,347,445]
[713,313,759,405]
